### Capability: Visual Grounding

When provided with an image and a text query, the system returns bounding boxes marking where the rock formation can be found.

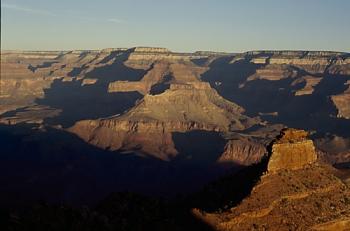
[124,47,209,69]
[195,128,350,231]
[69,80,257,160]
[331,80,350,119]
[246,64,297,81]
[0,51,59,114]
[292,75,322,96]
[108,62,170,94]
[267,128,318,172]
[218,138,266,166]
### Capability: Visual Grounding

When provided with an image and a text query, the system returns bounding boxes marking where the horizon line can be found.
[1,47,349,54]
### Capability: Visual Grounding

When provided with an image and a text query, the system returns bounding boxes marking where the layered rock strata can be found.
[70,81,256,160]
[267,128,317,172]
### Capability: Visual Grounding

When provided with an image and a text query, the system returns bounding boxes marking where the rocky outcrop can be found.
[246,64,297,81]
[292,76,322,96]
[196,128,350,231]
[108,60,209,95]
[108,81,148,94]
[197,164,350,231]
[267,128,317,172]
[0,105,61,125]
[331,80,350,119]
[124,82,252,131]
[218,138,266,166]
[332,93,350,119]
[68,119,178,160]
[81,78,98,86]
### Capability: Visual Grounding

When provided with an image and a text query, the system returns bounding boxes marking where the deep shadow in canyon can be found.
[189,156,269,212]
[36,79,143,127]
[83,50,147,83]
[201,56,350,137]
[0,124,238,208]
[0,125,247,230]
[35,52,149,127]
[0,124,268,231]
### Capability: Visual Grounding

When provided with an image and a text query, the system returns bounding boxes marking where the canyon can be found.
[1,47,349,166]
[1,48,350,229]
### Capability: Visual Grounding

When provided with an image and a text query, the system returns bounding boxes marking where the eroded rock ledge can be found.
[267,128,317,172]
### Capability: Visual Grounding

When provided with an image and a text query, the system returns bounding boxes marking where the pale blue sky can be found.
[1,0,349,52]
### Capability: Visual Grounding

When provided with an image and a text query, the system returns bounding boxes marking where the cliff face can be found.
[126,82,251,131]
[292,75,322,96]
[0,53,57,114]
[108,62,170,94]
[246,64,297,81]
[124,47,208,69]
[69,80,257,160]
[267,128,317,172]
[218,139,266,166]
[331,80,350,119]
[248,51,349,74]
[108,61,208,95]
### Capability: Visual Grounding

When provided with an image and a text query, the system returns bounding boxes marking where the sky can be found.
[1,0,350,52]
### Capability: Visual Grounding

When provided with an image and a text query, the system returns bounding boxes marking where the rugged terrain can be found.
[2,129,349,231]
[194,129,350,231]
[1,48,349,163]
[1,47,350,207]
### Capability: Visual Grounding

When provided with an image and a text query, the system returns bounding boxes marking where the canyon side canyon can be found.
[1,47,350,230]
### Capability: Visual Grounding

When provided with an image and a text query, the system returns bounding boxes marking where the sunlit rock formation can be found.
[69,80,257,160]
[267,128,318,172]
[195,128,350,231]
[218,138,266,166]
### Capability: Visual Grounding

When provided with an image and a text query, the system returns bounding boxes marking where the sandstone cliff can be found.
[218,138,266,166]
[267,128,317,172]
